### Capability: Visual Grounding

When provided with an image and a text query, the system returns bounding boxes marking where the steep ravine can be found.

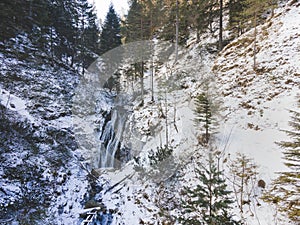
[95,2,300,224]
[0,36,92,224]
[0,35,135,224]
[1,1,299,224]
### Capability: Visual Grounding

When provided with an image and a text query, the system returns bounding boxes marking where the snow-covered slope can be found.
[1,1,299,224]
[212,2,300,224]
[214,1,300,177]
[98,2,300,224]
[0,35,90,225]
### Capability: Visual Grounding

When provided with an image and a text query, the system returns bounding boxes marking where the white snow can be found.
[96,2,300,225]
[0,87,36,124]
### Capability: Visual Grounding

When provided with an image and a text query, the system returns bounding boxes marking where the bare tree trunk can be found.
[5,93,11,109]
[140,62,144,106]
[151,58,154,102]
[140,17,144,106]
[253,10,257,70]
[173,103,178,133]
[269,0,276,17]
[175,0,179,63]
[165,89,168,146]
[29,0,32,17]
[50,27,54,65]
[209,161,213,223]
[240,164,245,214]
[159,132,162,148]
[150,10,155,102]
[205,108,209,144]
[81,8,85,76]
[219,0,223,50]
[209,4,213,33]
[196,29,200,42]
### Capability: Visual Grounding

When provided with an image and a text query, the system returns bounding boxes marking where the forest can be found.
[0,0,299,224]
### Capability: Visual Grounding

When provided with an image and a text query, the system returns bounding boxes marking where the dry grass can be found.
[240,101,256,110]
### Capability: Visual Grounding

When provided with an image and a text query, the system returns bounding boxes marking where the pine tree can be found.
[0,0,17,40]
[0,0,100,70]
[145,0,156,102]
[75,0,94,73]
[160,0,189,45]
[148,145,176,181]
[98,4,122,55]
[50,0,77,64]
[0,0,41,41]
[263,97,300,223]
[125,0,152,106]
[227,0,248,37]
[125,0,151,43]
[148,145,173,168]
[242,0,269,27]
[180,154,239,224]
[242,0,269,69]
[82,6,101,67]
[194,92,217,144]
[226,0,272,68]
[133,145,177,183]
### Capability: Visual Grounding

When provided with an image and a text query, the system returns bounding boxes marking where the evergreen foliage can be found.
[194,92,217,144]
[148,145,173,167]
[263,97,300,223]
[148,145,177,181]
[242,0,269,25]
[99,4,122,55]
[159,0,189,45]
[133,145,177,183]
[125,0,151,42]
[0,0,100,70]
[124,0,155,105]
[180,154,239,224]
[227,0,248,37]
[227,0,273,38]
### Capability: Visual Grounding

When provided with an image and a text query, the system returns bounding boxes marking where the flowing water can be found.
[97,93,131,168]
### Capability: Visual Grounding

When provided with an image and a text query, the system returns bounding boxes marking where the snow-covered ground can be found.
[214,0,300,179]
[0,35,90,225]
[0,87,36,124]
[1,1,299,224]
[96,2,300,224]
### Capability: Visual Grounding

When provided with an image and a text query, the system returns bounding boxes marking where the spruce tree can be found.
[148,145,177,182]
[99,4,122,55]
[125,0,151,42]
[227,0,247,37]
[180,154,239,225]
[0,0,100,69]
[82,6,100,67]
[194,92,217,144]
[125,0,152,105]
[50,0,77,63]
[0,0,17,40]
[263,97,300,223]
[160,0,189,45]
[243,0,269,69]
[227,0,272,38]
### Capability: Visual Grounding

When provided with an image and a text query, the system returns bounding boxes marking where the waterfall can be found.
[73,87,133,169]
[98,95,130,168]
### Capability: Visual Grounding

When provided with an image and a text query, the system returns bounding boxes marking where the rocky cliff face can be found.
[0,35,90,224]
